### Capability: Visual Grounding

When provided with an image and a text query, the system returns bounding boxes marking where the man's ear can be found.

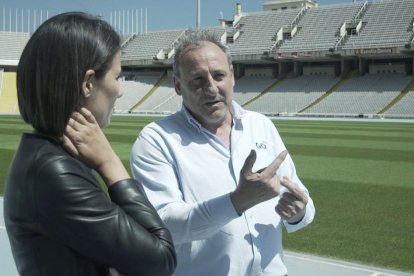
[81,69,96,98]
[173,76,182,96]
[230,64,235,88]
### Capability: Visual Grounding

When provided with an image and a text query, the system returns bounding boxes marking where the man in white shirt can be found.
[130,29,315,276]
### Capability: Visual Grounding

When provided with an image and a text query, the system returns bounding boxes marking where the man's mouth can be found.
[205,100,220,107]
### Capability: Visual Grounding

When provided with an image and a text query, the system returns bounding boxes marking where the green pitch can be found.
[1,115,413,273]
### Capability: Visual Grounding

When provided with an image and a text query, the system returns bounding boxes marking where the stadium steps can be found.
[121,33,137,48]
[0,72,19,113]
[298,69,358,113]
[377,77,414,114]
[129,71,168,112]
[241,77,284,107]
[152,91,176,111]
[354,1,369,22]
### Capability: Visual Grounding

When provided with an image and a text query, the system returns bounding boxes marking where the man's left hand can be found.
[275,177,308,224]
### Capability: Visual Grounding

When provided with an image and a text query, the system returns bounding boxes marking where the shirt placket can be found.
[230,120,263,276]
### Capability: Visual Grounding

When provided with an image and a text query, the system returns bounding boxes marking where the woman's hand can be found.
[63,107,129,186]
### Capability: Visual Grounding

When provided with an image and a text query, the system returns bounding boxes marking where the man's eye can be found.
[215,74,225,80]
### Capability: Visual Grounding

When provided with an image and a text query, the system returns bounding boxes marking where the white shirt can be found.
[130,102,315,276]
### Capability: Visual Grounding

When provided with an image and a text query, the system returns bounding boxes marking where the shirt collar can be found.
[231,101,245,131]
[181,101,246,132]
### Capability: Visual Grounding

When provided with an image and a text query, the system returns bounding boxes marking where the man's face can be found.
[174,41,235,129]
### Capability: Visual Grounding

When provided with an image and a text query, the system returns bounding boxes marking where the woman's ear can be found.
[81,69,96,98]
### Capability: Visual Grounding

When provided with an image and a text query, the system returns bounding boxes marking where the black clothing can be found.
[4,133,176,276]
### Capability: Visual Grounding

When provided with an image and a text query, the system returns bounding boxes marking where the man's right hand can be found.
[230,149,288,215]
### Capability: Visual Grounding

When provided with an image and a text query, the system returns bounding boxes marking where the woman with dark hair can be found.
[3,12,176,276]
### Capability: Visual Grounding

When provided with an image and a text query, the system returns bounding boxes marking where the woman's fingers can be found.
[62,134,78,156]
[79,107,97,125]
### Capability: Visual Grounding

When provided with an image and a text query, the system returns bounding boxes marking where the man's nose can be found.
[204,75,219,95]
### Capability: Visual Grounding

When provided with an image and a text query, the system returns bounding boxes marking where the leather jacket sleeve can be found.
[35,154,176,276]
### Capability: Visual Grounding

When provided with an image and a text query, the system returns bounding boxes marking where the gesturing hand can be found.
[230,149,288,215]
[62,107,129,186]
[275,177,308,224]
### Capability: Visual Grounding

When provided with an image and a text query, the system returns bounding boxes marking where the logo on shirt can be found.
[255,141,267,149]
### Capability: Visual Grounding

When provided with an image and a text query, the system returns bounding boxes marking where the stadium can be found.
[0,0,414,275]
[1,0,414,118]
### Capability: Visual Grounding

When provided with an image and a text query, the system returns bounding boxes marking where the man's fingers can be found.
[280,177,308,203]
[275,204,291,219]
[261,150,287,178]
[240,150,257,176]
[276,206,298,220]
[269,150,288,171]
[280,176,296,192]
[279,193,300,205]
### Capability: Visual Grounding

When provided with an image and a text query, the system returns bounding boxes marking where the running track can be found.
[1,198,412,276]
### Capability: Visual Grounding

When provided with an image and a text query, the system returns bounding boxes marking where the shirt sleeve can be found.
[269,118,316,233]
[283,196,315,233]
[130,127,240,245]
[35,155,176,276]
[278,153,316,233]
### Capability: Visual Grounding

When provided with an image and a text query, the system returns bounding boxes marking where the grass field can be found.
[1,114,413,273]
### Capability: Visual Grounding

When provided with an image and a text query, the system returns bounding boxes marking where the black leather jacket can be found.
[4,133,176,276]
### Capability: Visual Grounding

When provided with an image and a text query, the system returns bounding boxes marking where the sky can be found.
[1,0,360,33]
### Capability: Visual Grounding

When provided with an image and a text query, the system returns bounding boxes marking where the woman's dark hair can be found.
[17,12,121,136]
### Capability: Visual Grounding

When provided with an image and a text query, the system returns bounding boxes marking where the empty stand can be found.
[152,92,182,114]
[233,76,275,105]
[0,32,30,61]
[121,29,185,61]
[278,3,363,52]
[385,88,414,116]
[116,71,164,112]
[245,75,340,115]
[131,73,177,113]
[302,73,412,116]
[342,0,414,49]
[229,10,299,55]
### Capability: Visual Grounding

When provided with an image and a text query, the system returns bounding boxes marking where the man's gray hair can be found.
[173,29,232,78]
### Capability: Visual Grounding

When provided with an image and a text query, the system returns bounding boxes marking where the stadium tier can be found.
[342,0,414,50]
[276,2,364,53]
[1,0,413,118]
[0,32,29,65]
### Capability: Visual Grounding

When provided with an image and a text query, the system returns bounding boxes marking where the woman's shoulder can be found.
[17,133,93,186]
